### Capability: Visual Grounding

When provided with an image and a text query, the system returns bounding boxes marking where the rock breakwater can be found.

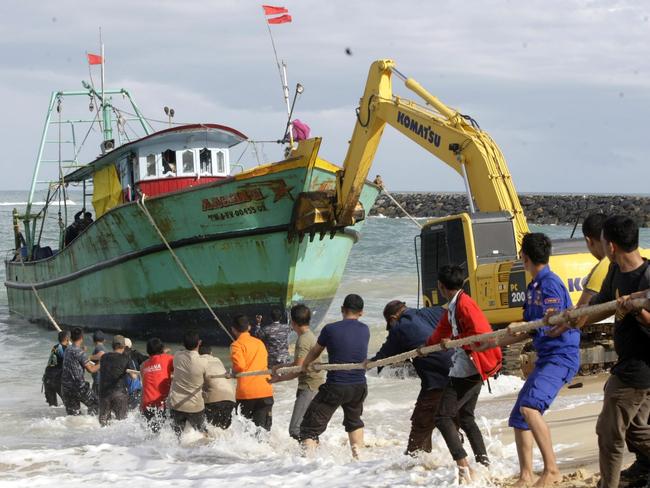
[369,193,650,227]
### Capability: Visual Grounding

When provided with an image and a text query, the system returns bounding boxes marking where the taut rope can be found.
[222,293,650,379]
[17,255,62,332]
[124,293,650,379]
[373,176,423,229]
[137,194,234,342]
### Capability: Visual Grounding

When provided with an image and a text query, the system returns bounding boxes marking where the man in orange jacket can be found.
[426,264,502,484]
[230,314,274,431]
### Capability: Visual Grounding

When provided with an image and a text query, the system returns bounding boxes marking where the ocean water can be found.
[0,192,648,487]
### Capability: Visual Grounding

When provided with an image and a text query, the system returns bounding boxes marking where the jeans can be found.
[435,375,488,464]
[289,388,317,440]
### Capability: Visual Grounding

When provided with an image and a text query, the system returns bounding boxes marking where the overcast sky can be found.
[1,0,649,194]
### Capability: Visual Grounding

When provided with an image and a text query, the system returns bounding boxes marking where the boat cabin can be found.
[66,124,247,218]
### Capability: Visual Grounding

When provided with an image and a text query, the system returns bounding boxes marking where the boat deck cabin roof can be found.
[65,123,247,183]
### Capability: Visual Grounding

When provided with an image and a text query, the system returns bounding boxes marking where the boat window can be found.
[216,151,225,174]
[199,148,212,174]
[146,154,157,177]
[162,149,177,176]
[182,149,195,174]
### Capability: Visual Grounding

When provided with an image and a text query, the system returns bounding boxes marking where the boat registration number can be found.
[207,202,268,221]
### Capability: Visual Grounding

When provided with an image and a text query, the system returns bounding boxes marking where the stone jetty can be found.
[369,193,650,227]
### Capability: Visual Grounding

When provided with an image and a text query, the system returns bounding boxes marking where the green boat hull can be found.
[5,143,379,344]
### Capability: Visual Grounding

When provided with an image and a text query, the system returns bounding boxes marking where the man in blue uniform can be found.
[494,233,580,487]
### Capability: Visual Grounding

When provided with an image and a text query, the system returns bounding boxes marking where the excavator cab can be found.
[420,212,523,314]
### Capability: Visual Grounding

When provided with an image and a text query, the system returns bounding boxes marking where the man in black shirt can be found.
[98,335,135,426]
[569,216,650,488]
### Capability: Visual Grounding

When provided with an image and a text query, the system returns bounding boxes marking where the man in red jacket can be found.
[426,265,502,484]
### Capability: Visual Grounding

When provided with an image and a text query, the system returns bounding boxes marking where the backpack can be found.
[125,357,142,394]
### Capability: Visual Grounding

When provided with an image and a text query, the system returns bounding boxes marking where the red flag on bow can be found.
[267,14,292,24]
[262,5,288,15]
[87,53,103,65]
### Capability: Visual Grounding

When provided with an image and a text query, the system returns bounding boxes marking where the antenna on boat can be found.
[261,5,295,148]
[100,27,105,118]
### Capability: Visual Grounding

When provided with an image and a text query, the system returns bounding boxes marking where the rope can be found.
[215,293,650,379]
[373,176,422,229]
[136,195,234,341]
[17,256,62,332]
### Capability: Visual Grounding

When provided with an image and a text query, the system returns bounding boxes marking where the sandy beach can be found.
[491,372,629,488]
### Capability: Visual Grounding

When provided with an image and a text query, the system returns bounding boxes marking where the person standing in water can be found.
[42,330,70,407]
[372,300,452,455]
[140,338,174,433]
[60,327,100,416]
[230,315,274,431]
[426,265,502,484]
[269,304,325,440]
[484,233,579,487]
[299,294,370,458]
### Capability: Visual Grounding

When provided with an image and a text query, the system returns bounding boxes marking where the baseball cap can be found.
[124,337,132,348]
[112,335,126,348]
[93,330,105,342]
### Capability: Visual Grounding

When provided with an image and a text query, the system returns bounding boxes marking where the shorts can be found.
[300,382,367,441]
[509,361,577,430]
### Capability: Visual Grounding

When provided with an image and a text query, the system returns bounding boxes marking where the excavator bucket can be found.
[288,190,366,242]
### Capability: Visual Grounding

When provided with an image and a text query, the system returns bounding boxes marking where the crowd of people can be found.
[41,214,650,488]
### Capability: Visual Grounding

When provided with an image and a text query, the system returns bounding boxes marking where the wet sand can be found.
[492,373,631,487]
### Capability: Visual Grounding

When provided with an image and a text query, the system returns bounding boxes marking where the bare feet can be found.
[533,470,562,487]
[512,474,536,487]
[458,466,474,485]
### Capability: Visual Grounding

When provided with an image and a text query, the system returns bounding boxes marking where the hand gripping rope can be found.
[126,292,650,379]
[221,293,650,379]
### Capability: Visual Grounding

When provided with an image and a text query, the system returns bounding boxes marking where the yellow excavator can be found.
[290,59,644,375]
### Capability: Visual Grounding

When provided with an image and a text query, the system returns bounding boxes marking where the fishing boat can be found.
[5,78,379,343]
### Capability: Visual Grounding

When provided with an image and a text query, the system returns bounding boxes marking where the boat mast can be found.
[264,16,294,148]
[99,29,113,145]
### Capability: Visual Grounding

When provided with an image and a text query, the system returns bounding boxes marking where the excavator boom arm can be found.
[289,59,529,245]
[336,60,529,243]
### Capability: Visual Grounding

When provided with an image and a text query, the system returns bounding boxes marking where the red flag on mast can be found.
[263,5,292,24]
[267,14,292,24]
[87,53,103,65]
[262,5,288,15]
